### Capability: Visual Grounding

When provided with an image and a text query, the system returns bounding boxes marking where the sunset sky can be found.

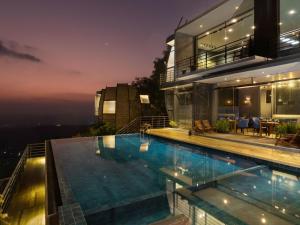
[0,0,219,125]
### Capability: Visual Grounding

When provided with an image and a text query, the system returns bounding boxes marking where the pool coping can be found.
[148,129,300,173]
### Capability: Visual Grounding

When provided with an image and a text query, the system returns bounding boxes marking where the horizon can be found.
[0,0,219,126]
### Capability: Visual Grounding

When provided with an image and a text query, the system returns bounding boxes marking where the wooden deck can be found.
[5,157,45,225]
[148,128,300,169]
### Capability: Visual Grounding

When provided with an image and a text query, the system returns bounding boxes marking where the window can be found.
[140,95,150,104]
[280,0,300,34]
[274,81,300,115]
[103,101,116,114]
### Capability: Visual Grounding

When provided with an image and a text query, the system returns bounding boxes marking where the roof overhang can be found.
[177,0,253,36]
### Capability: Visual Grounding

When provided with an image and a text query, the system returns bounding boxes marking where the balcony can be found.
[161,36,254,86]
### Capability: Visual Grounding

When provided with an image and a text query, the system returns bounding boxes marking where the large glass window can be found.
[197,10,254,69]
[274,80,300,115]
[218,88,239,117]
[103,101,116,114]
[280,0,300,34]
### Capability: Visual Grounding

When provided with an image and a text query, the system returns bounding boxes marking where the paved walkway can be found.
[149,128,300,169]
[6,157,45,225]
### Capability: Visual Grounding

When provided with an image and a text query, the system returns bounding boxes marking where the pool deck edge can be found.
[148,128,300,170]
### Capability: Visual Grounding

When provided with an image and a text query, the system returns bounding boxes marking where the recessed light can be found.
[246,34,250,37]
[228,28,233,32]
[266,75,271,78]
[289,10,296,15]
[279,22,283,26]
[223,199,228,204]
[253,81,257,84]
[251,26,256,30]
[231,18,238,23]
[261,218,266,224]
[236,79,241,82]
[224,36,229,40]
[200,24,203,28]
[235,6,239,10]
[206,32,210,35]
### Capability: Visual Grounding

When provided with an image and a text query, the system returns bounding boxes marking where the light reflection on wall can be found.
[103,135,115,149]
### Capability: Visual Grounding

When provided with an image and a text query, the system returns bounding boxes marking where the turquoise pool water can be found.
[51,134,300,225]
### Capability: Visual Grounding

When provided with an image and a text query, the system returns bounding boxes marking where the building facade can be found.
[95,84,142,130]
[162,0,300,128]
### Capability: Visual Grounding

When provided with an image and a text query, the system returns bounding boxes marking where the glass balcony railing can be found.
[177,36,253,77]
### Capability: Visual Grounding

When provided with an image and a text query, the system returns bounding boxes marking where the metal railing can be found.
[279,30,300,54]
[160,36,253,85]
[0,143,46,216]
[117,116,169,134]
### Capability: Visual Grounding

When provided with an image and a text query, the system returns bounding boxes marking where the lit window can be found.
[103,101,116,114]
[94,94,101,116]
[140,95,150,104]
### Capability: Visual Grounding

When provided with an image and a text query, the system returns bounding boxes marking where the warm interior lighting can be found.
[261,218,266,224]
[224,36,229,41]
[140,95,150,104]
[236,79,241,83]
[246,34,250,37]
[228,28,233,32]
[223,199,228,204]
[199,24,203,28]
[251,25,256,30]
[289,9,296,15]
[279,22,283,26]
[231,18,237,23]
[244,96,251,104]
[174,172,178,177]
[206,32,210,35]
[103,101,116,114]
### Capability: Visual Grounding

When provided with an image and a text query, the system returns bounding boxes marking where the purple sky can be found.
[0,0,219,125]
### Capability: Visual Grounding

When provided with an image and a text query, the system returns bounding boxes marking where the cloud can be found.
[0,40,41,63]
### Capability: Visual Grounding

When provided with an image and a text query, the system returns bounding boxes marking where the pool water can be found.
[51,134,300,225]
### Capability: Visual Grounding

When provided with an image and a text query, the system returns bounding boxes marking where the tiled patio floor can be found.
[5,157,45,225]
[148,128,300,169]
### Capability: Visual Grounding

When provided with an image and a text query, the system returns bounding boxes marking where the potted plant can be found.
[215,120,230,133]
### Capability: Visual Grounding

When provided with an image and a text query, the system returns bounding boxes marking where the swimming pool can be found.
[51,134,300,225]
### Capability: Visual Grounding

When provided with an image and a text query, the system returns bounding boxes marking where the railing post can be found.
[205,52,208,69]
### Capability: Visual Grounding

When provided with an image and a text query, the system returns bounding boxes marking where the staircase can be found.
[117,116,169,134]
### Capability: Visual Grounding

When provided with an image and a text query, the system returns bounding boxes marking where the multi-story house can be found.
[162,0,300,128]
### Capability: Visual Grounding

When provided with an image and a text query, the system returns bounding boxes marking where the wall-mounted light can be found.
[244,96,251,104]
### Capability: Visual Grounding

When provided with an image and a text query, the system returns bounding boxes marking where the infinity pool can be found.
[51,134,300,225]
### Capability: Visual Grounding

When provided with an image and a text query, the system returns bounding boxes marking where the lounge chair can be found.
[202,120,214,132]
[193,120,205,134]
[275,130,300,148]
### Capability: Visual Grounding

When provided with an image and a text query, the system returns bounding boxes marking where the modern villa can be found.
[162,0,300,129]
[1,1,300,225]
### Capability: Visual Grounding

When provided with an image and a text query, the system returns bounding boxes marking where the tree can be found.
[132,48,170,115]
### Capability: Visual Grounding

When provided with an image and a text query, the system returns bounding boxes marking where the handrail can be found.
[0,147,28,213]
[0,142,46,214]
[117,116,169,134]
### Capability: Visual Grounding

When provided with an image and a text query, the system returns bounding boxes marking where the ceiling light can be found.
[251,26,256,30]
[224,36,229,40]
[266,74,271,78]
[235,6,239,10]
[223,199,228,204]
[231,18,238,23]
[246,34,250,37]
[206,32,210,35]
[279,22,283,26]
[289,10,296,15]
[253,81,257,84]
[228,28,233,32]
[236,79,241,83]
[174,172,178,177]
[261,218,266,224]
[200,24,203,28]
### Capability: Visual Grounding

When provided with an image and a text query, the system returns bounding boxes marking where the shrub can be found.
[169,120,178,128]
[215,120,230,133]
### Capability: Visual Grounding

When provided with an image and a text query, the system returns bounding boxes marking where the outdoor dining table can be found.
[259,120,280,136]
